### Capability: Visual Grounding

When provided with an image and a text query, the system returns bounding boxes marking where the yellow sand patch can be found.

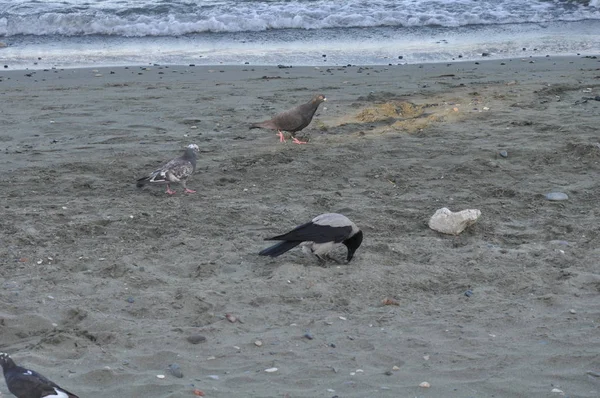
[355,101,425,122]
[352,100,467,133]
[313,119,328,131]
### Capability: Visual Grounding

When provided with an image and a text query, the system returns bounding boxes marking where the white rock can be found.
[419,381,431,388]
[265,367,278,373]
[551,388,564,393]
[428,207,481,235]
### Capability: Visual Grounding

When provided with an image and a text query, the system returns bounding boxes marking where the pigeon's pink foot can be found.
[292,137,308,144]
[184,188,196,194]
[166,187,177,195]
[277,131,286,143]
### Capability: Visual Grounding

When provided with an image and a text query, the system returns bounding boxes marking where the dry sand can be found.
[1,56,599,397]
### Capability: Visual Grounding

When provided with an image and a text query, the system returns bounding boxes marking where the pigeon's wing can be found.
[267,222,352,244]
[164,159,194,182]
[146,157,192,183]
[271,105,308,132]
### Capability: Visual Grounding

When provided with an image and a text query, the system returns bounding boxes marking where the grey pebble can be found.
[464,289,473,297]
[499,150,508,158]
[545,192,569,201]
[304,332,314,340]
[126,297,135,303]
[168,363,184,378]
[187,334,207,344]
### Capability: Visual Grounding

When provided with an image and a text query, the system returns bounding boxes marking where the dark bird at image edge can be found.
[0,353,79,398]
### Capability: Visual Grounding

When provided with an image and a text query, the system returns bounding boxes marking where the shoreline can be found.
[1,52,599,72]
[1,19,600,71]
[0,53,598,75]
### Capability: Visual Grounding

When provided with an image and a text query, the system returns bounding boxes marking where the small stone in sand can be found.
[126,297,135,303]
[265,367,278,373]
[168,363,183,378]
[187,334,206,344]
[304,332,314,340]
[156,374,165,379]
[545,192,568,201]
[464,289,473,297]
[254,340,263,347]
[382,298,399,306]
[419,381,431,388]
[392,366,401,370]
[225,313,237,323]
[193,389,205,396]
[499,150,508,158]
[551,388,564,393]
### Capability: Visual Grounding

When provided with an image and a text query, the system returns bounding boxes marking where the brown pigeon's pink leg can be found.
[292,137,308,144]
[184,188,196,193]
[277,131,286,142]
[166,184,176,195]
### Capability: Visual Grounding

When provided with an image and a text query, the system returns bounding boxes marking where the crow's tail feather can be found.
[258,241,301,257]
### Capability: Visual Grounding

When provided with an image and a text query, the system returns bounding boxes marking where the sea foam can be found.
[0,0,599,37]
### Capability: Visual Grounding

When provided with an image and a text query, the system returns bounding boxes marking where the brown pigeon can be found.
[136,144,199,195]
[250,94,326,144]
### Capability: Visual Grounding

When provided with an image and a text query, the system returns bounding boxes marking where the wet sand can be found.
[1,56,600,397]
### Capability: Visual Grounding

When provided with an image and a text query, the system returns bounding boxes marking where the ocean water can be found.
[0,0,599,69]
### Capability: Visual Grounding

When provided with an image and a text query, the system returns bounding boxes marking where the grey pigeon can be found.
[0,352,79,398]
[259,213,363,263]
[136,144,199,195]
[250,94,326,144]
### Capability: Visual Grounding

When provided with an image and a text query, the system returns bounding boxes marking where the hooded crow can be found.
[0,353,79,398]
[259,213,363,263]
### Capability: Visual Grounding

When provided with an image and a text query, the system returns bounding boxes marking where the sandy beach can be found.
[1,56,599,397]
